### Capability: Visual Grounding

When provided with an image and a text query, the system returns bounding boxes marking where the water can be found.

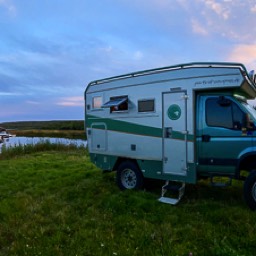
[0,136,87,151]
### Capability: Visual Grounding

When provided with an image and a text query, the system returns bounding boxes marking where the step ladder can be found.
[158,181,185,205]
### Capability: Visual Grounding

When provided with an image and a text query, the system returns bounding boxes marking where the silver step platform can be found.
[158,181,185,205]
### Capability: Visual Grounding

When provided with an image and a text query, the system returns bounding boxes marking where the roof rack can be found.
[89,62,247,86]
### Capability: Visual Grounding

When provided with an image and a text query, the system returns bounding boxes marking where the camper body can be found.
[85,62,256,209]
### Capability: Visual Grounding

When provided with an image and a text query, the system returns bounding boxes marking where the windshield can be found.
[241,101,256,121]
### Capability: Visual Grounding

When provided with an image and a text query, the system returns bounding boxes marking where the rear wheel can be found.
[243,170,256,211]
[116,161,144,190]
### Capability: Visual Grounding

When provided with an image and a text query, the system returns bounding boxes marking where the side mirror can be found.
[249,70,256,84]
[246,114,255,131]
[218,96,231,107]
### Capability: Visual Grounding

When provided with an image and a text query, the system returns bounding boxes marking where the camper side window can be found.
[206,98,245,130]
[138,99,155,112]
[110,97,128,112]
[92,96,102,109]
[102,95,128,113]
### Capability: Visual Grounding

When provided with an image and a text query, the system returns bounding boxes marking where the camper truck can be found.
[84,62,256,210]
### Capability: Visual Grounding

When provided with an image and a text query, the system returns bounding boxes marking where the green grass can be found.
[0,144,255,255]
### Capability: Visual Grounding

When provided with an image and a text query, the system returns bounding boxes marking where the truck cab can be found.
[196,93,256,209]
[197,93,256,177]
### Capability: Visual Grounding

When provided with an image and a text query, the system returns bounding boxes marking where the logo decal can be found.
[167,104,181,120]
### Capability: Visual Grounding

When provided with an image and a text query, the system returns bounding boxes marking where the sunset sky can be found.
[1,0,256,122]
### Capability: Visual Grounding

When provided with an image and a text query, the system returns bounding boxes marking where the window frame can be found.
[92,96,103,109]
[138,98,155,113]
[101,95,128,113]
[205,97,246,130]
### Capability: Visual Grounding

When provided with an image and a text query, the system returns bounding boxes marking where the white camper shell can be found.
[85,62,256,209]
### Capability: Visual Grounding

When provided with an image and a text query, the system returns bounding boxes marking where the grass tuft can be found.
[0,139,86,159]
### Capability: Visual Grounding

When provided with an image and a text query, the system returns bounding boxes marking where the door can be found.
[163,91,188,175]
[91,122,107,151]
[197,95,253,175]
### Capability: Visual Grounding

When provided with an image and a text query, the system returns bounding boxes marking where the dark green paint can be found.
[89,153,118,171]
[86,114,194,141]
[167,104,181,120]
[89,152,197,184]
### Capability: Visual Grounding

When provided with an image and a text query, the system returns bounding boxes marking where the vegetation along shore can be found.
[0,120,85,139]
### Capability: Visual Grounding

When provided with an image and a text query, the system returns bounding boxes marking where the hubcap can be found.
[252,182,256,201]
[121,169,137,189]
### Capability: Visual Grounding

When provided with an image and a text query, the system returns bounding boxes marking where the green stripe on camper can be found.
[86,114,194,141]
[86,114,162,137]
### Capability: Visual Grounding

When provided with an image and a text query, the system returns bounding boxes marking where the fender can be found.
[236,147,256,178]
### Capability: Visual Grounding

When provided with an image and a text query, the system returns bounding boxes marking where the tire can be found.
[243,170,256,211]
[116,161,144,190]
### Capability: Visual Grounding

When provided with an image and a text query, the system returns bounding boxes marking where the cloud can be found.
[227,44,256,69]
[0,34,94,96]
[251,4,256,13]
[0,0,16,16]
[26,100,40,105]
[0,92,20,96]
[133,51,143,61]
[56,96,84,107]
[120,0,255,44]
[204,0,230,20]
[191,18,208,36]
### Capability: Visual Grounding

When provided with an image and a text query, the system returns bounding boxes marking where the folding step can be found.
[158,181,185,205]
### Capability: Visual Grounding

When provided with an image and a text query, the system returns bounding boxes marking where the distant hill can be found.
[0,120,84,130]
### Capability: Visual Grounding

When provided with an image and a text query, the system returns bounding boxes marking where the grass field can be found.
[0,143,255,255]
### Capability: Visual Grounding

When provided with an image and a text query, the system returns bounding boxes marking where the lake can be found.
[0,136,87,152]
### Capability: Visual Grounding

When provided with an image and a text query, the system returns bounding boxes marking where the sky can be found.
[1,0,256,122]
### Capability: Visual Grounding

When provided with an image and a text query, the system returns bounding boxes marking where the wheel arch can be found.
[112,157,140,172]
[237,151,256,178]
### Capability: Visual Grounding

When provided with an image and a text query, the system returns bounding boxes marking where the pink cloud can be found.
[56,96,84,107]
[227,44,256,70]
[191,18,208,36]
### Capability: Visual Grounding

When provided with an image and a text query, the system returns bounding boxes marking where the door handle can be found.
[165,127,172,138]
[202,134,211,142]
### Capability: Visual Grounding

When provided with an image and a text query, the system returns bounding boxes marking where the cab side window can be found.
[206,98,245,130]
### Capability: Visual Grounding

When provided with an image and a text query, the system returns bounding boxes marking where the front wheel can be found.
[116,161,144,190]
[243,170,256,211]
